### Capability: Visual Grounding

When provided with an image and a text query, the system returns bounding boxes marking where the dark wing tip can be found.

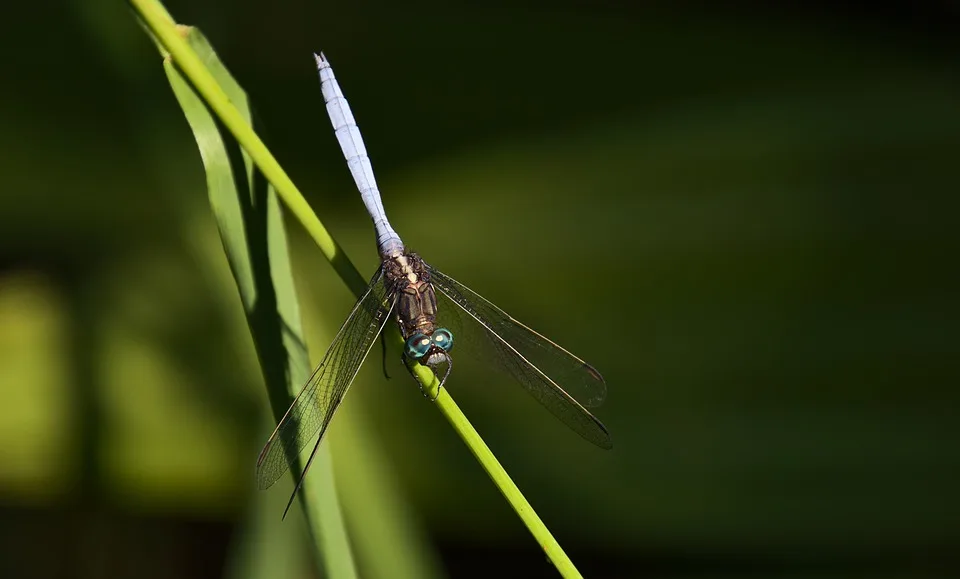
[281,490,298,520]
[256,440,272,468]
[255,441,284,490]
[255,470,277,491]
[256,466,279,491]
[583,361,606,384]
[592,418,614,450]
[581,362,609,408]
[598,435,614,450]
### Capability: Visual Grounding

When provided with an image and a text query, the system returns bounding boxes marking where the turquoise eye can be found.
[431,328,454,352]
[404,333,431,360]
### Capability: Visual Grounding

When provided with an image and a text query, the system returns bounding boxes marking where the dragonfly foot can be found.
[424,353,452,402]
[404,356,439,400]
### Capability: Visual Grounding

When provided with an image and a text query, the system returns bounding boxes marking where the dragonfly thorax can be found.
[385,253,437,337]
[398,279,437,336]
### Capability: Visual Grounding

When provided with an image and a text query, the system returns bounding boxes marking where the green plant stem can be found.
[130,0,585,575]
[412,360,584,579]
[130,0,366,297]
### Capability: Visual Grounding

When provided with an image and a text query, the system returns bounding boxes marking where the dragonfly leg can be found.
[436,353,453,393]
[404,355,447,402]
[380,333,391,380]
[401,355,424,394]
[425,354,453,402]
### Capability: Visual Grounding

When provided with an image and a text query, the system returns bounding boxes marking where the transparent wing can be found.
[428,266,612,449]
[257,266,395,490]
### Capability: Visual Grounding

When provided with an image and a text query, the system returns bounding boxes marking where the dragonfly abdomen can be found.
[315,52,403,258]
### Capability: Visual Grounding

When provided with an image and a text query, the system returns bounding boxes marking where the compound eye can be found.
[431,328,454,352]
[404,333,432,360]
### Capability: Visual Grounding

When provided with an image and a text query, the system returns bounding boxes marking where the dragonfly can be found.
[257,53,612,516]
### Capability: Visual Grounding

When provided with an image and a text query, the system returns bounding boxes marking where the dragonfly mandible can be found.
[257,53,612,516]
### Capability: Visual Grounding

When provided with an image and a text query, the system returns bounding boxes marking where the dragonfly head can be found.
[404,328,454,366]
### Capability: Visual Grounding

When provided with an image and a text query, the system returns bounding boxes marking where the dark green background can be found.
[1,1,958,578]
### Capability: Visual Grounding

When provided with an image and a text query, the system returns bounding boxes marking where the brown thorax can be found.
[384,252,438,339]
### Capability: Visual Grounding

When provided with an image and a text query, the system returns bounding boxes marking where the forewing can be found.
[256,266,395,489]
[428,266,612,449]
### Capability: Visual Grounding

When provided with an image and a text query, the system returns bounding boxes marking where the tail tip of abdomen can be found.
[313,52,329,70]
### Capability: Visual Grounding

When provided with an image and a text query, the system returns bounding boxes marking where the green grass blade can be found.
[329,393,447,579]
[131,0,368,298]
[160,25,358,579]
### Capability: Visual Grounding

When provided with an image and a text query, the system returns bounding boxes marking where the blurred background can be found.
[1,0,959,577]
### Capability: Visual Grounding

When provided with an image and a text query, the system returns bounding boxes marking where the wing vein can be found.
[256,266,396,490]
